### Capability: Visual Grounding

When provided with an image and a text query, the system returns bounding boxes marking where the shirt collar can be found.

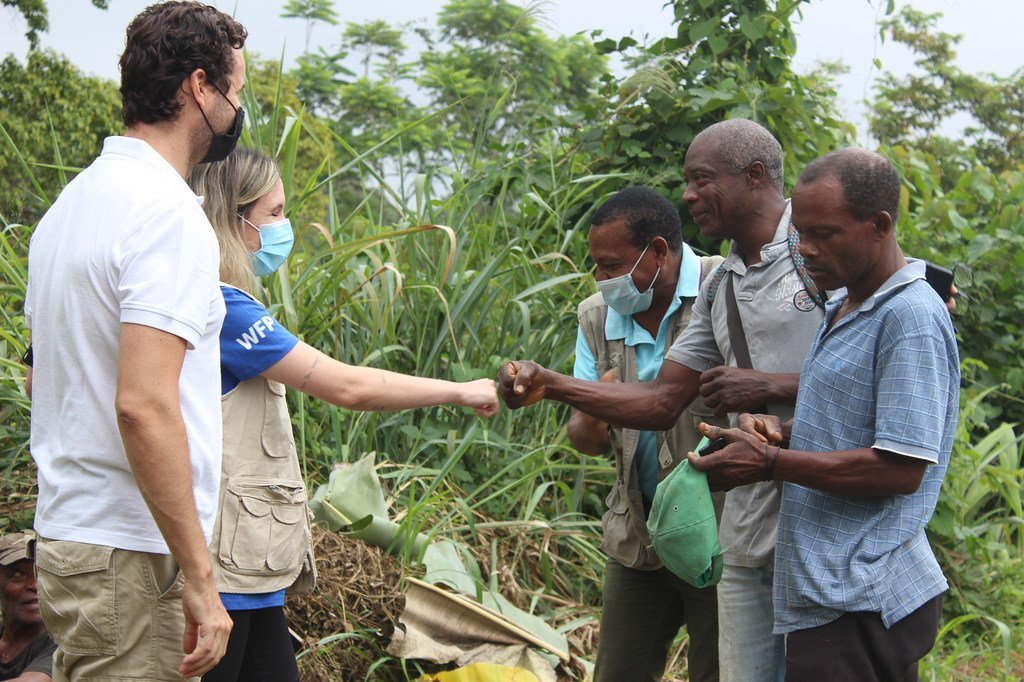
[100,136,197,198]
[824,258,925,321]
[604,243,700,342]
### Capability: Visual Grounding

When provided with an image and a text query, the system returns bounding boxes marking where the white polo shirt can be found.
[26,136,225,554]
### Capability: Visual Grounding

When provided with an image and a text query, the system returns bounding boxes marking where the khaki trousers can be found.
[34,537,196,681]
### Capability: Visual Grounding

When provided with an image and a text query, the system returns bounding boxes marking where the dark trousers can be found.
[786,593,943,682]
[595,558,719,682]
[202,605,300,682]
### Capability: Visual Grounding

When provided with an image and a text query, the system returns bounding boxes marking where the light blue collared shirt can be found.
[574,244,701,503]
[774,260,960,633]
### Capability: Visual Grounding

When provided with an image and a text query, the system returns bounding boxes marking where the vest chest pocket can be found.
[218,475,309,576]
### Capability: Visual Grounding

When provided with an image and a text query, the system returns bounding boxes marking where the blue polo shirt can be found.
[774,260,960,634]
[574,245,702,504]
[220,285,299,395]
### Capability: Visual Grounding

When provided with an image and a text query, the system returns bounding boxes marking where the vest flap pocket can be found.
[218,476,309,577]
[240,496,272,517]
[271,504,303,524]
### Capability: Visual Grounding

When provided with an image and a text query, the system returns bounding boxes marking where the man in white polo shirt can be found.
[24,3,247,679]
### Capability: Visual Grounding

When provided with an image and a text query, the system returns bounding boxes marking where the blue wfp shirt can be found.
[574,244,702,505]
[218,285,300,610]
[773,261,960,634]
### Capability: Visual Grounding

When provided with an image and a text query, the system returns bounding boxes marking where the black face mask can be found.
[197,86,244,165]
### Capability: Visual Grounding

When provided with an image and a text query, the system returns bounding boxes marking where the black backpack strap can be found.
[722,274,754,369]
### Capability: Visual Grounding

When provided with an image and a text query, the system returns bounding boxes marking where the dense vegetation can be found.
[2,1,1021,679]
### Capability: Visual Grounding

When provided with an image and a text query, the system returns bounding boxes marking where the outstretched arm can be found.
[262,341,499,417]
[499,359,702,431]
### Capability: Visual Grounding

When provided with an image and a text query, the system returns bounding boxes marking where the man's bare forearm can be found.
[772,446,927,496]
[117,411,214,581]
[543,365,700,431]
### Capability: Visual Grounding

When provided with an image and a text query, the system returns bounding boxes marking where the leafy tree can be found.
[343,19,406,79]
[0,50,120,223]
[584,0,853,249]
[417,0,608,153]
[292,47,353,117]
[3,0,107,49]
[870,7,1024,180]
[280,0,339,54]
[865,8,1024,425]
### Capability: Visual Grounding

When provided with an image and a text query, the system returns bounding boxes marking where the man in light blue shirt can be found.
[690,148,958,681]
[569,186,724,681]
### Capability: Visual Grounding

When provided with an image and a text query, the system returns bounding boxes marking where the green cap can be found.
[646,459,723,588]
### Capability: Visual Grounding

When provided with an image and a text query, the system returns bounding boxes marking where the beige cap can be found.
[0,530,35,566]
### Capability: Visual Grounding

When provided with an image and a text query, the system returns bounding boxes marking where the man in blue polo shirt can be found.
[689,147,959,680]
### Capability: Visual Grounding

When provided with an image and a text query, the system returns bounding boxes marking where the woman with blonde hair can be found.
[189,148,498,681]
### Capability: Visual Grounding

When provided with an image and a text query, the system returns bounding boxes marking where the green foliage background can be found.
[2,1,1022,678]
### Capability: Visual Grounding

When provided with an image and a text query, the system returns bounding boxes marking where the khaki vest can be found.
[578,255,727,571]
[211,376,316,594]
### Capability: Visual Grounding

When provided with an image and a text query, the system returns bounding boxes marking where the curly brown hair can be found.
[119,1,247,127]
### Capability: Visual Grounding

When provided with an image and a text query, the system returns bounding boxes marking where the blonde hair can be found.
[189,148,281,291]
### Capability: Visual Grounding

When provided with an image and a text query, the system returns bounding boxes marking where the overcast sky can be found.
[3,0,1021,140]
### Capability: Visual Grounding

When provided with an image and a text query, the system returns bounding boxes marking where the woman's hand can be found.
[462,378,500,417]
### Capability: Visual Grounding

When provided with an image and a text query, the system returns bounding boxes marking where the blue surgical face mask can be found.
[241,215,294,276]
[595,242,661,315]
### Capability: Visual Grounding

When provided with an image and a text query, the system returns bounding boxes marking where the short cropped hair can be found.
[691,119,784,191]
[189,148,280,291]
[591,186,683,253]
[799,148,901,221]
[119,1,247,126]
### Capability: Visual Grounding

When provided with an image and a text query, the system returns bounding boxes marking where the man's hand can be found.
[687,422,771,491]
[737,412,789,445]
[179,577,233,678]
[698,367,792,414]
[497,361,549,408]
